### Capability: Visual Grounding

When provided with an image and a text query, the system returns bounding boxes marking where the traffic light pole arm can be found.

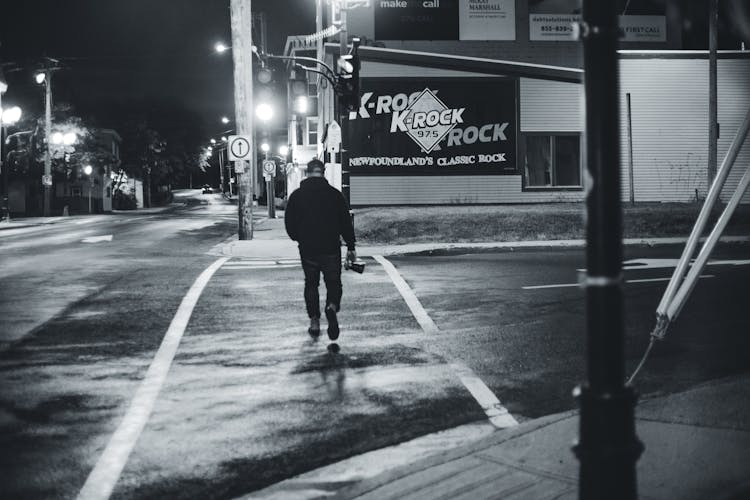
[294,64,338,89]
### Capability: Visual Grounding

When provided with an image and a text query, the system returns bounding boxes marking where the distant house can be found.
[7,127,123,216]
[58,129,122,214]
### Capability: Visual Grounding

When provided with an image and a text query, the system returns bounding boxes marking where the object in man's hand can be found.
[345,259,366,273]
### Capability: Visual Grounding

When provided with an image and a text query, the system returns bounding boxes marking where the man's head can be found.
[307,159,325,177]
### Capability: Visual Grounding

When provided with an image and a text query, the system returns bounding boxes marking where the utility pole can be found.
[336,0,351,209]
[0,68,7,222]
[230,0,254,240]
[218,146,225,195]
[43,68,52,217]
[574,1,643,499]
[316,0,324,156]
[708,0,718,186]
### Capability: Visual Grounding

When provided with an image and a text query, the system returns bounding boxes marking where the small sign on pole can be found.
[326,120,342,154]
[262,159,276,176]
[42,175,52,186]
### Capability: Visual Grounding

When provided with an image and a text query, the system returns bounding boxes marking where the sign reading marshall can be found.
[347,78,517,176]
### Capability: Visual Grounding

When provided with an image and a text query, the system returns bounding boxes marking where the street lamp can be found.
[210,138,217,145]
[35,72,46,84]
[260,142,270,154]
[256,103,273,122]
[215,42,230,53]
[278,145,289,157]
[83,164,93,214]
[221,116,230,124]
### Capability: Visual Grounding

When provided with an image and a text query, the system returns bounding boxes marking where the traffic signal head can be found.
[337,53,360,112]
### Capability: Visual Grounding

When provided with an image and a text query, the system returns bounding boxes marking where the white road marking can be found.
[577,258,750,272]
[373,255,518,429]
[523,274,715,290]
[223,264,299,270]
[76,257,229,500]
[81,235,113,243]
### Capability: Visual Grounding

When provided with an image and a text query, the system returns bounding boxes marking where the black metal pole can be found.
[574,2,643,499]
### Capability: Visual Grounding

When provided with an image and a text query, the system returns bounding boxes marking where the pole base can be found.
[573,384,643,500]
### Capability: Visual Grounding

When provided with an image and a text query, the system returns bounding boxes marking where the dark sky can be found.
[1,0,315,136]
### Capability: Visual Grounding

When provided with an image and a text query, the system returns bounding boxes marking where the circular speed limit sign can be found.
[227,135,252,161]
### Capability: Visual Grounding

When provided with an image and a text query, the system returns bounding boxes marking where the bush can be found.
[113,191,138,210]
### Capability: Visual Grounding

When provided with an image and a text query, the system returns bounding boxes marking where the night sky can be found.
[1,0,316,137]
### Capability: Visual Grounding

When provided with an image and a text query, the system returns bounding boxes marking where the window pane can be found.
[554,136,581,186]
[525,136,552,186]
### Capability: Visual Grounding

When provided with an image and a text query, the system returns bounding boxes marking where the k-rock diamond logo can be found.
[389,88,465,153]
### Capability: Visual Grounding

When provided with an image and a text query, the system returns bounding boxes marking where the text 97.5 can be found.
[414,130,439,138]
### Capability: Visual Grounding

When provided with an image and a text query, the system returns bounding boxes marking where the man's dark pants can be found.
[301,254,342,319]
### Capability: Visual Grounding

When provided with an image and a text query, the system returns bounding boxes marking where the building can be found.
[285,0,750,206]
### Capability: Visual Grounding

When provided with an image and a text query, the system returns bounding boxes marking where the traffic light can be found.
[337,48,360,112]
[288,76,308,115]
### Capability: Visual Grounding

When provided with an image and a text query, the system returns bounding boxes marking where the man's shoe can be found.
[325,305,339,340]
[308,317,320,337]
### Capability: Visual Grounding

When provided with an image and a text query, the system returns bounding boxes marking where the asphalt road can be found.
[1,192,748,499]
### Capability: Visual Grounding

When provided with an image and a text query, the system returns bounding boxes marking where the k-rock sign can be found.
[347,78,517,176]
[228,135,253,161]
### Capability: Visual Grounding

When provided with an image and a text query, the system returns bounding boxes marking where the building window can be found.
[306,117,319,146]
[524,134,581,188]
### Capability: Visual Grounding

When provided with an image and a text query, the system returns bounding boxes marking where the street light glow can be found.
[221,136,228,142]
[1,106,22,125]
[35,72,46,84]
[294,96,308,114]
[210,138,216,144]
[256,103,273,121]
[221,116,230,124]
[83,165,93,175]
[51,132,64,144]
[260,142,270,153]
[215,42,229,53]
[63,132,77,145]
[279,145,289,156]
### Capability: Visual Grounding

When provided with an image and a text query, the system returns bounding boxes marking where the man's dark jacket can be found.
[285,176,355,256]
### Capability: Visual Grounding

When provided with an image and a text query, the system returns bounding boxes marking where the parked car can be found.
[202,184,212,194]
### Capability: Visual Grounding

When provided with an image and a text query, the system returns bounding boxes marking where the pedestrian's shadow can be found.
[293,342,348,402]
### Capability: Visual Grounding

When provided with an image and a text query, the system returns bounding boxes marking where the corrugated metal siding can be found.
[618,58,750,204]
[717,60,750,204]
[520,78,583,132]
[618,59,709,202]
[351,176,583,205]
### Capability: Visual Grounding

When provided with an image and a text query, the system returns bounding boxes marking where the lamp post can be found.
[1,105,22,222]
[84,164,93,214]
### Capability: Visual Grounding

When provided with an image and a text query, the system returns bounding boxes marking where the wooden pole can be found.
[230,0,254,240]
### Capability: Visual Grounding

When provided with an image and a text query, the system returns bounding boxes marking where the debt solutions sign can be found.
[347,78,517,176]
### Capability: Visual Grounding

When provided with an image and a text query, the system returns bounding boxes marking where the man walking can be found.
[284,159,356,340]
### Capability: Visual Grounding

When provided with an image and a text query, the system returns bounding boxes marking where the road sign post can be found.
[262,159,275,218]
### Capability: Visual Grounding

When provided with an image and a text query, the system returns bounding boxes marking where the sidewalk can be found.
[219,215,750,500]
[325,373,750,500]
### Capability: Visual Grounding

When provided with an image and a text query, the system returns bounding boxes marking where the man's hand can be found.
[346,250,356,266]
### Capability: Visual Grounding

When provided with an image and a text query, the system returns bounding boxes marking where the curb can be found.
[359,235,750,258]
[330,411,578,500]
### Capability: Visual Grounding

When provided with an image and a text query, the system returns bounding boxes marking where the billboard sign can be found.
[347,78,517,176]
[459,0,515,40]
[528,0,666,42]
[374,0,459,40]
